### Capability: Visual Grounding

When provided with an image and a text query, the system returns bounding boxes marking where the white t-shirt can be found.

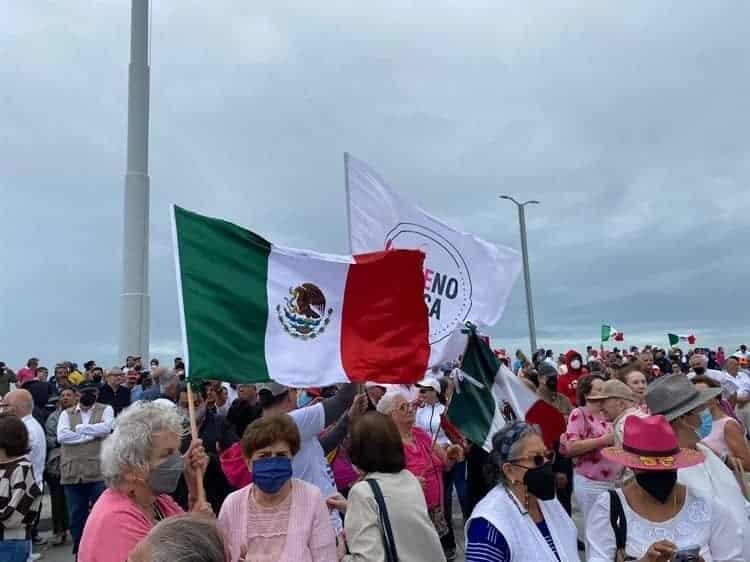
[414,402,449,446]
[288,403,341,531]
[586,487,742,562]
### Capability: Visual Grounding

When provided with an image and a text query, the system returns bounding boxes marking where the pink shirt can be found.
[217,479,337,562]
[403,427,445,509]
[565,407,621,482]
[78,488,183,562]
[702,416,739,459]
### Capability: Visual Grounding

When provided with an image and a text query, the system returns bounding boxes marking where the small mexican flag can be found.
[601,324,624,342]
[668,333,696,346]
[172,206,430,386]
[446,327,565,451]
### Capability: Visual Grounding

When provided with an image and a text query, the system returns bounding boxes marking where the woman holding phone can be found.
[586,415,742,562]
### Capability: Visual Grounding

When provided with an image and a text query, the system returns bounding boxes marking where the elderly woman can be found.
[217,414,337,562]
[465,421,578,561]
[586,415,742,562]
[377,392,463,558]
[128,514,228,562]
[77,402,209,562]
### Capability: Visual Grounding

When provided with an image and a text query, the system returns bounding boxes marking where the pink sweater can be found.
[218,479,338,562]
[78,488,183,562]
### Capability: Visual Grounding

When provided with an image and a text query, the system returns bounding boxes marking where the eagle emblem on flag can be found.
[277,283,333,339]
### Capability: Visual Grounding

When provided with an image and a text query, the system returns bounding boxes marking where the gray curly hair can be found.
[100,401,185,487]
[376,391,408,416]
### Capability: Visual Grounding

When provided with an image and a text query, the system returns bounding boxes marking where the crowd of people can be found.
[0,342,749,562]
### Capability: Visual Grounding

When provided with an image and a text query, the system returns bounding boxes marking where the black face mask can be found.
[79,393,96,407]
[93,374,102,384]
[545,377,558,392]
[635,471,677,503]
[523,462,556,500]
[693,367,706,375]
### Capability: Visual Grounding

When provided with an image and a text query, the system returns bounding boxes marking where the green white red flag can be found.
[668,333,696,346]
[172,206,430,386]
[601,324,624,342]
[446,327,565,452]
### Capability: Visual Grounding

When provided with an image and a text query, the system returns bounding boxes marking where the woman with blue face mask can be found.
[217,414,338,562]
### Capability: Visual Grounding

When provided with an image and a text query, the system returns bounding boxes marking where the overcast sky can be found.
[2,2,749,368]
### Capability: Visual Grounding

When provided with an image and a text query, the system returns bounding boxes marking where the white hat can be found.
[365,381,387,390]
[416,377,441,394]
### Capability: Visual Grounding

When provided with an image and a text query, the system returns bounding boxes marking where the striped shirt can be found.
[466,517,561,562]
[0,456,42,537]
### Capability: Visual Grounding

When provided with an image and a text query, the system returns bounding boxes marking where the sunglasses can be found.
[508,450,555,468]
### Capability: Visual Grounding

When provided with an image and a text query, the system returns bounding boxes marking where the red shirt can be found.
[557,372,582,406]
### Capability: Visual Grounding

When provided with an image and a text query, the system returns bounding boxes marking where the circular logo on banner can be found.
[384,223,472,344]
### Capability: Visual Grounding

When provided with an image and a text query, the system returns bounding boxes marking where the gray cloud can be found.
[2,1,749,367]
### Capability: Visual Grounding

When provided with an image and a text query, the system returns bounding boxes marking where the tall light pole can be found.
[500,195,539,354]
[119,0,151,363]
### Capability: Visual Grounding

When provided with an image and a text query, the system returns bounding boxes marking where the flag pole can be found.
[186,382,207,506]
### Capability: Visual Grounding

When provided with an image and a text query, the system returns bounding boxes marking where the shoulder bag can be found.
[366,478,399,562]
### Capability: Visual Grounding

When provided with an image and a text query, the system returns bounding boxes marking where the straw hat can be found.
[602,415,704,471]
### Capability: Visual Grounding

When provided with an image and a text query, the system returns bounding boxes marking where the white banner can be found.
[345,153,522,364]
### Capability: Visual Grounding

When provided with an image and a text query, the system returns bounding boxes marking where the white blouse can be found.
[678,443,750,559]
[586,487,743,562]
[414,402,450,447]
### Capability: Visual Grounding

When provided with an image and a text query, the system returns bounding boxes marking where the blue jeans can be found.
[444,460,468,520]
[64,481,106,554]
[0,539,30,562]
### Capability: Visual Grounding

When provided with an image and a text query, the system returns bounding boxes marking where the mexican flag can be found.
[601,324,624,342]
[446,327,565,452]
[668,333,696,346]
[172,206,430,387]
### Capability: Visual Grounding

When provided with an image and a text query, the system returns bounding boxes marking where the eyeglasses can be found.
[507,450,555,468]
[397,402,416,413]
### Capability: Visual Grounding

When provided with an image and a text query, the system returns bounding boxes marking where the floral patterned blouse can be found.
[564,407,621,482]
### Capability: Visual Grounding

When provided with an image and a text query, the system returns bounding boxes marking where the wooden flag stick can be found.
[186,382,207,506]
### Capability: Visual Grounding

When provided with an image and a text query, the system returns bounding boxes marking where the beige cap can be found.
[587,379,636,402]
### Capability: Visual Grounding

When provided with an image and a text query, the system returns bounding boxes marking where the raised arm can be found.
[322,384,357,427]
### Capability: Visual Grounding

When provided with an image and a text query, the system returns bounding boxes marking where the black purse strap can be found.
[608,490,631,561]
[366,478,399,562]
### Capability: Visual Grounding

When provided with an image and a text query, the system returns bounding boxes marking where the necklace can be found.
[504,485,530,515]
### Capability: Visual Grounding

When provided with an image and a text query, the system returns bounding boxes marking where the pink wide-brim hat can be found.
[602,414,704,471]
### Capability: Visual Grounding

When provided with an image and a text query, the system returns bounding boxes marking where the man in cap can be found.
[57,381,114,555]
[587,379,640,448]
[98,367,132,416]
[365,381,387,406]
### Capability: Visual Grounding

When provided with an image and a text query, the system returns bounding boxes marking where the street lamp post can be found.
[499,195,540,354]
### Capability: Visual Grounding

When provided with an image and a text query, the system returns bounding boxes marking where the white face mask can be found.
[571,360,582,370]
